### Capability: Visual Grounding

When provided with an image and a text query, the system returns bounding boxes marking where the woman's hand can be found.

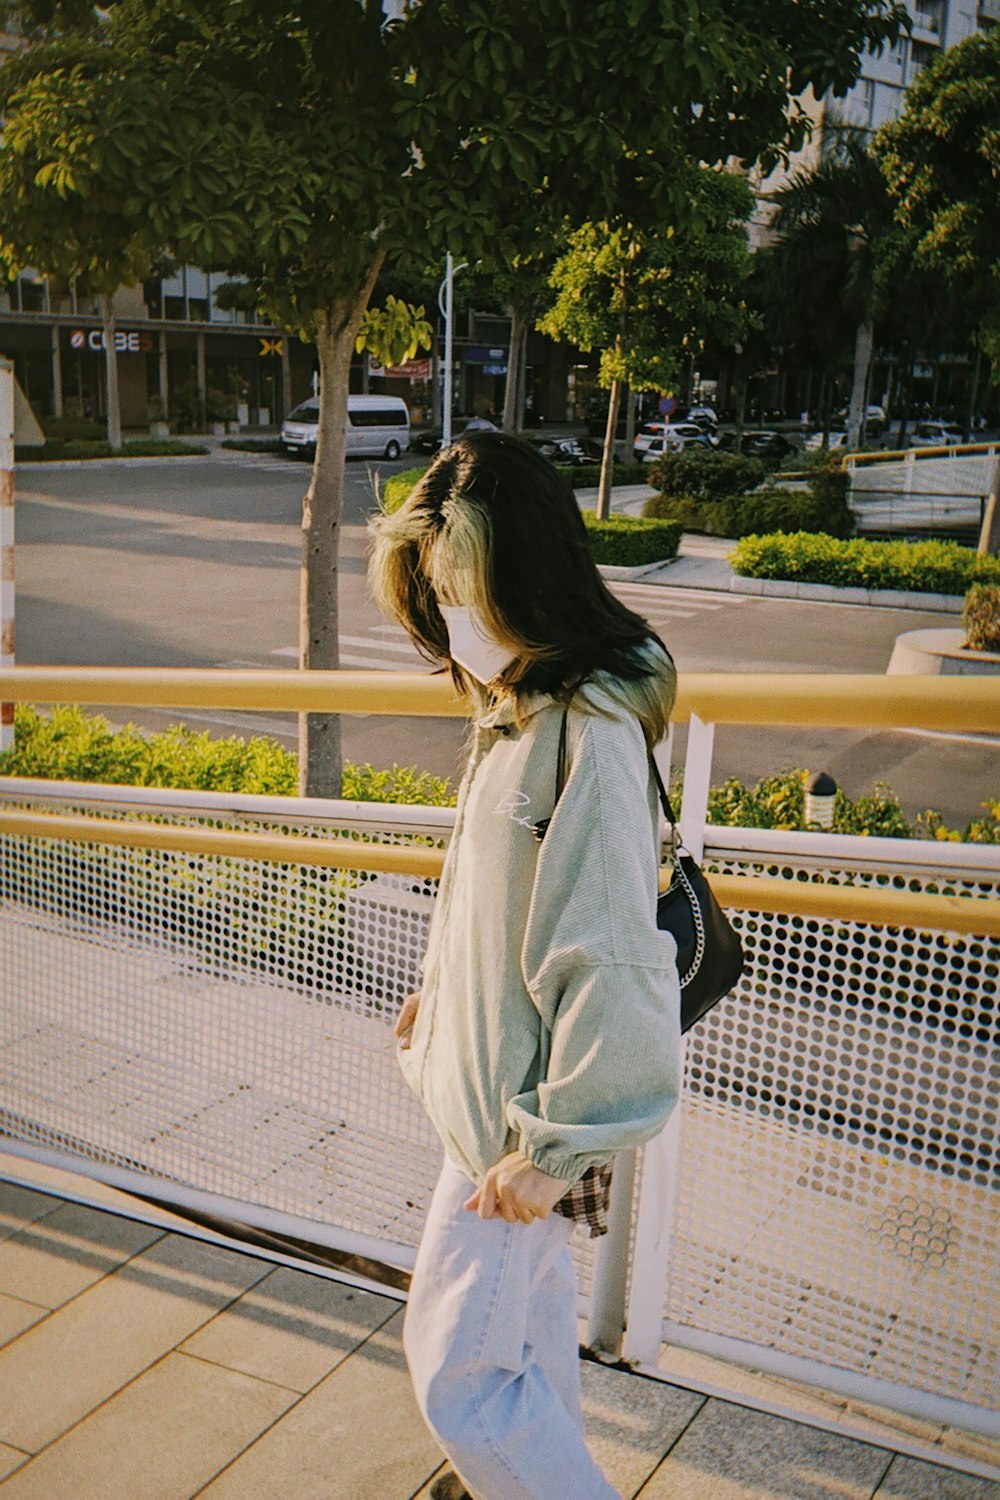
[394,991,420,1050]
[463,1151,569,1225]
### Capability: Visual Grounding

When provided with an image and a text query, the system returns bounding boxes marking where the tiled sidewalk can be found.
[0,1175,997,1500]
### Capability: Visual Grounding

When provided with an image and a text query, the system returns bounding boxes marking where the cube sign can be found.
[69,329,154,354]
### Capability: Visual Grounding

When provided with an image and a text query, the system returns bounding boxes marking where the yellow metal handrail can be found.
[0,808,997,938]
[1,667,997,732]
[1,668,998,936]
[848,440,998,467]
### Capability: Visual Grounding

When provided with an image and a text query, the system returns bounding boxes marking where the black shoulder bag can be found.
[533,708,744,1032]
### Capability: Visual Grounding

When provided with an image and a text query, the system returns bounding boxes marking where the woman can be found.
[369,431,681,1500]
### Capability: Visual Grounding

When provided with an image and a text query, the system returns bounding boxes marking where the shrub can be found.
[220,438,286,454]
[643,484,853,539]
[554,462,648,489]
[0,704,456,805]
[730,532,1000,595]
[648,449,767,503]
[381,465,428,513]
[962,584,1000,651]
[42,416,106,442]
[16,439,209,462]
[581,512,681,566]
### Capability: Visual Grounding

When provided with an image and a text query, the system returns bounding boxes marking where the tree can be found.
[0,0,907,792]
[764,126,892,449]
[874,30,1000,551]
[0,40,158,447]
[540,169,753,516]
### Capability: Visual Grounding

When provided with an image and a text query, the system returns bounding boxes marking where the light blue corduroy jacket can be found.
[397,677,682,1186]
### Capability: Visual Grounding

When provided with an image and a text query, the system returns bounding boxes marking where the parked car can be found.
[718,430,795,459]
[411,416,497,454]
[804,428,848,451]
[683,405,719,431]
[281,394,411,459]
[526,435,603,466]
[833,404,887,435]
[633,422,716,461]
[909,421,965,448]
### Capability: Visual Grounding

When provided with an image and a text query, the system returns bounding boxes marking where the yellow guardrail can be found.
[1,667,998,732]
[0,808,996,937]
[1,668,998,936]
[848,440,998,467]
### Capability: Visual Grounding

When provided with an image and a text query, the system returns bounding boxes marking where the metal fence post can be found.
[0,358,14,752]
[620,713,714,1364]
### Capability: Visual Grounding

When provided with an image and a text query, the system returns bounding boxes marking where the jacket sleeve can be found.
[506,704,682,1181]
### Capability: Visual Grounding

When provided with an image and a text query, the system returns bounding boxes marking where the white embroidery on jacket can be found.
[493,789,534,830]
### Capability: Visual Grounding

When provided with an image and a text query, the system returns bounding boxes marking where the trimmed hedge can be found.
[730,532,1000,595]
[16,438,209,462]
[643,484,854,540]
[581,512,681,566]
[554,461,648,489]
[0,704,456,804]
[648,449,768,502]
[220,438,286,454]
[381,465,428,513]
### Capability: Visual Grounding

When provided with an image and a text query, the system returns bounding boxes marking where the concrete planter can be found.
[149,420,170,439]
[887,627,1000,676]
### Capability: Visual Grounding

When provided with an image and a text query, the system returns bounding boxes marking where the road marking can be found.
[898,726,1000,750]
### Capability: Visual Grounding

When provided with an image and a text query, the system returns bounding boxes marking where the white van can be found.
[281,394,411,459]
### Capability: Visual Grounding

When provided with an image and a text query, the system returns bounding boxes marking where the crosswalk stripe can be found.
[338,652,427,672]
[339,634,421,656]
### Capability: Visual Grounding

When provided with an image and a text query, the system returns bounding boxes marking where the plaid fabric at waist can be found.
[553,1161,613,1238]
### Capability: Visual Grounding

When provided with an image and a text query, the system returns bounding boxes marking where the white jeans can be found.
[403,1157,619,1500]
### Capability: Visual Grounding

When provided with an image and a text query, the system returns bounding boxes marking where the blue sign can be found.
[658,394,677,416]
[466,344,509,375]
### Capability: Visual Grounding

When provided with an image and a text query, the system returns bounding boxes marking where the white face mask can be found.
[439,605,518,685]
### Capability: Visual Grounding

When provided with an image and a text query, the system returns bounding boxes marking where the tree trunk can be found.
[597,378,622,521]
[99,293,122,451]
[299,257,384,799]
[501,301,530,433]
[895,363,911,448]
[964,345,981,444]
[623,383,637,456]
[977,456,1000,557]
[846,319,874,450]
[732,372,747,454]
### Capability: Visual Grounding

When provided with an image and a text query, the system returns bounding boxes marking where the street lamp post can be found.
[438,253,468,448]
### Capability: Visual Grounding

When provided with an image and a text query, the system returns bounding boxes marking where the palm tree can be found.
[764,125,891,449]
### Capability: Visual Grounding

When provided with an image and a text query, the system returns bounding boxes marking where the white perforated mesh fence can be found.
[0,781,599,1302]
[664,829,999,1420]
[1,782,996,1418]
[847,448,998,536]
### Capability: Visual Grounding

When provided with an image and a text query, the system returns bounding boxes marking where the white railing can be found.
[2,764,997,1440]
[845,445,998,537]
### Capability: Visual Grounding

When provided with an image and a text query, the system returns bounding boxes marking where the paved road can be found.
[12,451,997,827]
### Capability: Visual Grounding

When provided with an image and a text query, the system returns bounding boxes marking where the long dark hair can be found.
[369,430,675,742]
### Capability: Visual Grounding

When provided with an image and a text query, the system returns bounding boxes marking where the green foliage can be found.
[381,466,428,514]
[648,450,768,503]
[580,512,681,566]
[554,462,647,489]
[962,584,1000,652]
[706,767,997,842]
[341,762,455,807]
[644,484,854,540]
[730,533,1000,594]
[0,705,299,793]
[874,31,1000,373]
[356,295,433,369]
[0,704,457,805]
[14,438,210,461]
[539,170,754,395]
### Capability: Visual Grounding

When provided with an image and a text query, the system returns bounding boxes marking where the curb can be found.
[597,559,675,582]
[728,575,964,613]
